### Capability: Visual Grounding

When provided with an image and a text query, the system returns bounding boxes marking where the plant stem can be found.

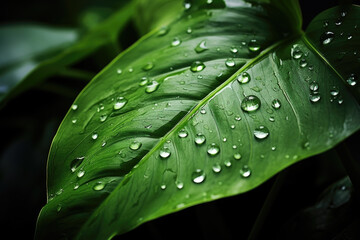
[247,171,288,240]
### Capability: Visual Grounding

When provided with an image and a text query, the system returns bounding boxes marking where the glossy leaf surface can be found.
[36,1,360,239]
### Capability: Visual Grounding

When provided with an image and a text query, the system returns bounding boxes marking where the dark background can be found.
[1,0,358,239]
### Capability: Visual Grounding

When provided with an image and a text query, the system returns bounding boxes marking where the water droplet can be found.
[271,146,276,151]
[207,143,220,156]
[71,104,78,111]
[77,169,85,178]
[254,126,270,139]
[230,46,238,53]
[299,59,307,68]
[237,72,251,84]
[330,86,339,96]
[194,133,206,145]
[248,39,261,53]
[159,147,171,159]
[184,1,191,10]
[194,40,208,53]
[346,74,357,86]
[160,184,167,190]
[235,115,242,121]
[190,61,206,72]
[128,67,133,73]
[145,81,160,93]
[175,180,184,189]
[157,26,169,36]
[335,18,342,26]
[192,169,205,183]
[291,48,303,59]
[225,58,235,67]
[92,133,98,140]
[116,68,122,75]
[171,37,181,47]
[113,98,127,110]
[93,182,105,191]
[240,165,251,178]
[200,108,206,114]
[178,129,188,138]
[186,27,192,34]
[320,31,335,45]
[70,157,84,173]
[222,137,227,142]
[142,62,154,71]
[129,140,142,150]
[309,92,321,103]
[212,163,222,173]
[241,95,261,112]
[73,183,79,190]
[233,153,242,160]
[224,160,232,167]
[72,119,77,124]
[269,116,275,122]
[309,81,319,91]
[271,99,281,109]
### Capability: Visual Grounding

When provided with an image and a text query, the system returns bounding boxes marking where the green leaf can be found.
[0,1,135,108]
[36,1,360,239]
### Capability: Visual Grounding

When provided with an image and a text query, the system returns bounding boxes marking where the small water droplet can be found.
[212,163,222,173]
[190,61,206,72]
[195,133,206,145]
[225,58,236,67]
[346,73,357,86]
[320,31,335,45]
[178,129,188,138]
[241,95,261,112]
[299,59,307,68]
[92,133,98,140]
[271,99,281,109]
[240,165,251,178]
[116,68,122,75]
[175,180,184,189]
[129,140,142,150]
[335,18,342,26]
[224,160,232,167]
[77,169,85,178]
[186,27,192,34]
[254,126,270,139]
[171,37,181,47]
[145,81,160,93]
[142,62,154,71]
[207,143,220,156]
[292,48,303,59]
[73,183,79,190]
[271,146,276,151]
[72,119,77,124]
[269,116,275,122]
[230,46,238,53]
[71,104,78,111]
[330,86,339,96]
[200,108,206,114]
[184,1,191,10]
[194,40,208,53]
[237,72,251,84]
[70,157,84,173]
[192,169,205,183]
[93,182,105,191]
[99,114,107,122]
[248,39,261,53]
[160,184,167,190]
[309,81,319,91]
[309,92,321,103]
[159,147,171,159]
[113,98,127,110]
[233,153,242,160]
[235,115,242,121]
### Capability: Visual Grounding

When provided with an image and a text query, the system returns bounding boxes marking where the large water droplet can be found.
[225,58,235,67]
[142,62,154,71]
[171,37,181,47]
[93,182,105,191]
[159,147,171,159]
[207,143,220,156]
[192,169,205,183]
[195,40,208,53]
[178,129,188,138]
[254,126,270,139]
[212,163,222,173]
[241,95,261,112]
[309,81,319,91]
[195,133,206,145]
[237,72,251,84]
[248,39,261,53]
[113,97,127,110]
[190,61,206,72]
[129,140,142,150]
[320,31,335,45]
[291,48,303,59]
[240,165,251,178]
[309,92,321,103]
[271,99,281,109]
[145,81,160,93]
[70,157,84,173]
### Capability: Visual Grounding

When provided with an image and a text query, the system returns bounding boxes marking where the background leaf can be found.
[35,1,360,240]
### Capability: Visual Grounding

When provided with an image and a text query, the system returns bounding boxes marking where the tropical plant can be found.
[1,0,359,239]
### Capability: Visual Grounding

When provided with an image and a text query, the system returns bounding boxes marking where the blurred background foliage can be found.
[1,0,359,239]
